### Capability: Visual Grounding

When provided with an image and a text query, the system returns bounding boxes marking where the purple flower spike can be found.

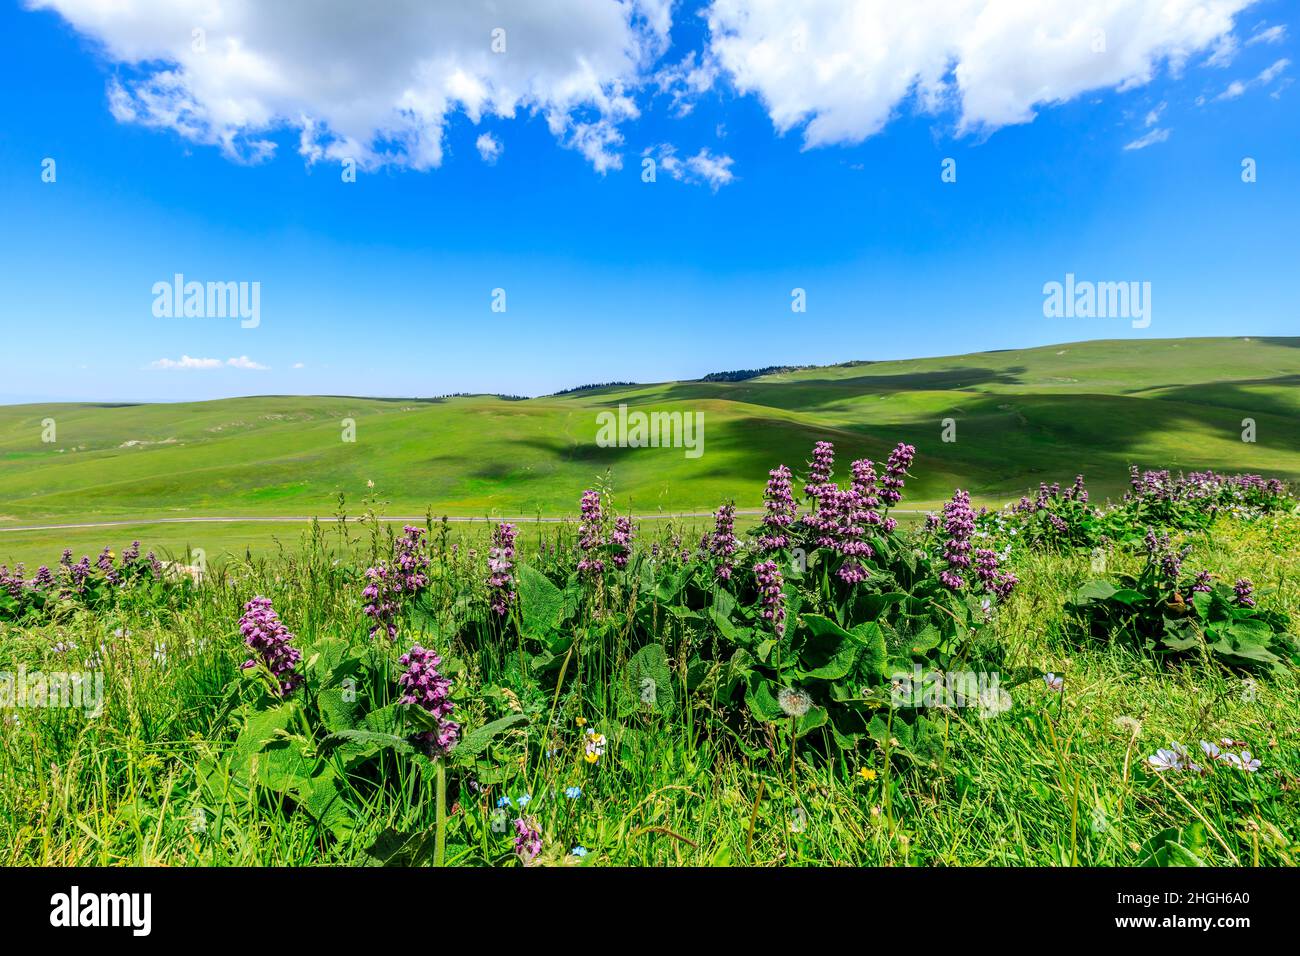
[398,643,460,758]
[711,503,739,582]
[804,441,835,503]
[577,490,606,575]
[487,522,518,616]
[754,559,786,637]
[238,596,303,696]
[759,465,798,551]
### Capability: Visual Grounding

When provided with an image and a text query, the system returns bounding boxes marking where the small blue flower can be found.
[565,786,582,800]
[570,846,588,857]
[496,796,513,808]
[517,793,532,808]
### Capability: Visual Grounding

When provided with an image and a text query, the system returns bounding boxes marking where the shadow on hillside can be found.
[579,365,1030,413]
[1144,376,1300,420]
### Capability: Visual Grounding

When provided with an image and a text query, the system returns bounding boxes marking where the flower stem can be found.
[434,759,447,867]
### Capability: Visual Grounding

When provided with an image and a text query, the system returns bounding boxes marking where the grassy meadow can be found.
[1,336,1298,868]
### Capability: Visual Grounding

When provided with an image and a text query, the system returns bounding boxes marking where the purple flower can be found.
[610,515,635,569]
[487,522,518,616]
[1233,578,1256,608]
[97,546,120,587]
[513,815,543,864]
[577,490,606,575]
[1190,570,1213,594]
[362,564,401,639]
[711,503,739,581]
[880,443,915,507]
[754,559,786,637]
[238,596,303,696]
[939,489,976,589]
[758,465,798,550]
[804,441,835,503]
[397,643,460,757]
[393,526,430,593]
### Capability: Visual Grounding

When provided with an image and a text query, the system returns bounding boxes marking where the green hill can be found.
[2,337,1298,550]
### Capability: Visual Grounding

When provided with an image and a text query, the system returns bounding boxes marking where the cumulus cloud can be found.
[150,355,268,370]
[475,132,503,164]
[29,0,674,172]
[647,143,736,189]
[27,0,1267,168]
[704,0,1257,146]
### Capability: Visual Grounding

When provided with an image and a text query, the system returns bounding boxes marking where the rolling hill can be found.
[2,337,1298,563]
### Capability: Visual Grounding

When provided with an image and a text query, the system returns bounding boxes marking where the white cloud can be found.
[1144,101,1166,126]
[29,0,675,172]
[475,132,503,164]
[647,143,736,189]
[654,50,720,116]
[1123,127,1171,150]
[1216,56,1290,99]
[226,355,269,370]
[1246,24,1287,46]
[704,0,1257,146]
[291,362,305,369]
[149,355,268,370]
[150,355,222,370]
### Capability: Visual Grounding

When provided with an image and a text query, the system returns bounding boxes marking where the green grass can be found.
[1,513,1297,866]
[3,337,1299,570]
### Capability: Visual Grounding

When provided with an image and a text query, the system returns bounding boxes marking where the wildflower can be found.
[1043,673,1064,692]
[583,728,607,763]
[777,686,812,718]
[570,846,589,857]
[392,526,430,593]
[804,441,835,502]
[497,796,514,808]
[517,793,532,808]
[1202,740,1261,772]
[1114,716,1142,735]
[238,596,303,696]
[97,547,120,587]
[939,490,976,590]
[879,442,916,507]
[564,786,582,800]
[1147,742,1202,773]
[753,559,786,637]
[710,503,739,582]
[858,767,877,782]
[1190,570,1213,594]
[513,816,543,864]
[486,522,518,616]
[577,490,606,575]
[610,516,635,569]
[361,564,401,639]
[575,716,587,727]
[397,643,460,757]
[1233,578,1256,608]
[758,464,798,550]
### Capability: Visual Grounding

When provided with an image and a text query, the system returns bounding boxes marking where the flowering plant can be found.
[1067,531,1297,673]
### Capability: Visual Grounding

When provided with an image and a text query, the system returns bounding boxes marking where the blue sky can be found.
[1,0,1297,403]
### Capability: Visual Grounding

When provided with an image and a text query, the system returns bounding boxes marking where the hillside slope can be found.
[1,337,1297,527]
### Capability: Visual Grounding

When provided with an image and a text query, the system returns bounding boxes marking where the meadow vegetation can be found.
[1,442,1296,867]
